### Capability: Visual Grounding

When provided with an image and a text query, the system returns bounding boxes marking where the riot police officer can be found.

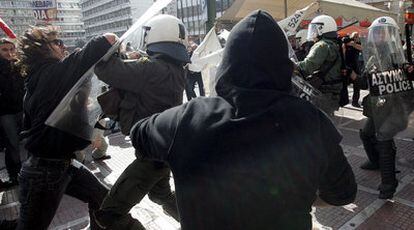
[297,15,342,116]
[359,16,414,199]
[94,15,190,229]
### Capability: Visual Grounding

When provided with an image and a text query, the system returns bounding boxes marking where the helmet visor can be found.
[363,25,406,72]
[306,23,323,41]
[138,26,151,52]
[307,23,321,41]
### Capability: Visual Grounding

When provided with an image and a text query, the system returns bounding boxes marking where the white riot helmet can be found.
[363,16,405,71]
[368,16,400,45]
[370,16,398,29]
[307,15,337,41]
[140,14,190,63]
[295,29,308,46]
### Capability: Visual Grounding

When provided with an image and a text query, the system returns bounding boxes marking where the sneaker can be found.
[92,155,111,161]
[95,211,145,230]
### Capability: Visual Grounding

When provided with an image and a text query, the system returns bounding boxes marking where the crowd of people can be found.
[0,8,413,230]
[291,14,414,201]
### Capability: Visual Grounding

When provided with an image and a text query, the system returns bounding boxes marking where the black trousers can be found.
[0,113,22,180]
[98,158,178,228]
[351,79,360,104]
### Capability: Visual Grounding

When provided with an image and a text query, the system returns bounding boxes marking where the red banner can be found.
[0,18,17,39]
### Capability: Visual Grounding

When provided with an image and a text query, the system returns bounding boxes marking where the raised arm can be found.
[62,33,117,79]
[95,56,155,93]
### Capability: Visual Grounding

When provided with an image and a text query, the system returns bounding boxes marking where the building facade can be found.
[0,0,36,37]
[171,0,234,37]
[80,0,233,41]
[0,0,85,50]
[80,0,153,40]
[55,0,86,49]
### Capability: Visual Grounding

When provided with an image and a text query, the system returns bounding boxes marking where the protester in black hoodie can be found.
[130,10,357,230]
[0,38,23,189]
[17,26,116,230]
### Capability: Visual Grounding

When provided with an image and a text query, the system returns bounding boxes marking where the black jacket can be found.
[23,36,112,159]
[95,55,185,135]
[131,10,356,230]
[0,58,24,116]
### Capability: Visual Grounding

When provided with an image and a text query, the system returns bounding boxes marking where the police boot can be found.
[162,196,180,221]
[359,130,380,170]
[94,210,146,230]
[376,140,399,199]
[149,192,179,221]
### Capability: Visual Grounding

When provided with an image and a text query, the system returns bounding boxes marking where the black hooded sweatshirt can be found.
[23,36,112,159]
[131,10,356,230]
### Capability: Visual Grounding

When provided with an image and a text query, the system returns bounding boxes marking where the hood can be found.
[215,10,293,116]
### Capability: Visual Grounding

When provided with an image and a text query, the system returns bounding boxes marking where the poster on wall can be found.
[32,0,58,21]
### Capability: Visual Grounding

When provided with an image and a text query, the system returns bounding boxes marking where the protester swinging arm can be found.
[45,0,174,141]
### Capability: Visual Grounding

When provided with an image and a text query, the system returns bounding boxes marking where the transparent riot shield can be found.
[362,24,414,140]
[46,73,106,140]
[291,74,332,110]
[45,0,173,141]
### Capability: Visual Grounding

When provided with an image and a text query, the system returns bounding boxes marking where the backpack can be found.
[97,87,122,121]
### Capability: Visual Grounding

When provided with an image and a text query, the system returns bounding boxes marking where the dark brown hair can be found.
[18,25,60,74]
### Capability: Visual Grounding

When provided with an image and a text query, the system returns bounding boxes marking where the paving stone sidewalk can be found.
[1,104,414,229]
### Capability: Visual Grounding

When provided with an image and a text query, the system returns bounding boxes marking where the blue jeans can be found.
[17,156,109,230]
[0,113,22,180]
